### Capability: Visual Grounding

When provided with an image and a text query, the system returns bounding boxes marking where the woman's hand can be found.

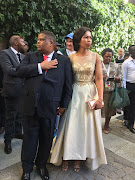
[92,100,104,110]
[114,76,120,83]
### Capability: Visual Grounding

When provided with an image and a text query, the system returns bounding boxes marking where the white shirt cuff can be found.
[123,81,126,88]
[38,63,42,74]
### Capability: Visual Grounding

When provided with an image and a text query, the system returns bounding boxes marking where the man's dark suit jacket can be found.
[16,51,72,119]
[0,65,3,89]
[0,48,24,97]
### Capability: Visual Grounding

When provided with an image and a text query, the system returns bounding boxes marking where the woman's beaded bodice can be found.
[69,52,96,86]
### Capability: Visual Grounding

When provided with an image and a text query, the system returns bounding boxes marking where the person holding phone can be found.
[101,48,121,134]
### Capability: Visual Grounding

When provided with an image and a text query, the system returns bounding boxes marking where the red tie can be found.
[43,55,48,75]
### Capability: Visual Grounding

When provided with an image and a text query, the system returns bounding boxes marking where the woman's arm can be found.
[95,53,103,101]
[94,53,104,109]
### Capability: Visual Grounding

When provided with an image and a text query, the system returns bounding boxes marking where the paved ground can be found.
[0,114,135,180]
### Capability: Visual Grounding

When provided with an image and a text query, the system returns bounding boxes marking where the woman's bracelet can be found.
[97,99,104,106]
[98,99,103,103]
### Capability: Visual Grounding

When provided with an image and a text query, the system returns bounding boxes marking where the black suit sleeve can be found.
[0,65,3,88]
[0,51,18,77]
[16,53,39,78]
[59,57,72,108]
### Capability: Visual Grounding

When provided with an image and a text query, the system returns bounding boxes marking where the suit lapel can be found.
[8,48,19,64]
[52,51,58,60]
[37,52,44,63]
[46,52,58,76]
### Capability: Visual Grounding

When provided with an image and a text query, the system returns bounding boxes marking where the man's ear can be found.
[14,39,19,46]
[50,39,53,45]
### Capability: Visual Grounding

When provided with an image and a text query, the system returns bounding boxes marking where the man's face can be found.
[130,46,135,59]
[24,44,29,53]
[17,38,25,54]
[37,33,52,54]
[66,38,74,51]
[118,48,124,58]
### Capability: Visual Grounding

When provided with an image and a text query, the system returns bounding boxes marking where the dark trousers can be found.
[126,82,135,128]
[0,94,5,128]
[21,112,56,173]
[123,106,129,120]
[4,97,23,142]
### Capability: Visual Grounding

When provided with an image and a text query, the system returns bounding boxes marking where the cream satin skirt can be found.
[50,83,107,170]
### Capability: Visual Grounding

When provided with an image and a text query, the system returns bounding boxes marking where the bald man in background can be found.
[0,35,25,154]
[115,48,125,64]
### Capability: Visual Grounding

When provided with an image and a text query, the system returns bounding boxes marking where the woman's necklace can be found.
[102,62,110,77]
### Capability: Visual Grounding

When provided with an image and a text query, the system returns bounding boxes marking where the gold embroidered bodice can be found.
[69,52,96,86]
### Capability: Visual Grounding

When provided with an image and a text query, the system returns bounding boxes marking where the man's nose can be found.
[37,41,40,44]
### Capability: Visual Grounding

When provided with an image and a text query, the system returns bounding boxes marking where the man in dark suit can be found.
[0,64,5,134]
[0,35,25,154]
[16,31,72,180]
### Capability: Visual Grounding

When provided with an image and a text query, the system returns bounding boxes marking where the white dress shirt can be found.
[122,56,135,88]
[11,47,21,63]
[38,51,54,74]
[66,49,76,56]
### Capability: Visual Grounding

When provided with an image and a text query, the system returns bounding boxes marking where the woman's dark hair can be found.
[101,48,114,57]
[73,26,92,51]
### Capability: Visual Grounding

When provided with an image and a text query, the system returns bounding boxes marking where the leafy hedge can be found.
[0,0,99,50]
[0,0,135,54]
[91,0,135,56]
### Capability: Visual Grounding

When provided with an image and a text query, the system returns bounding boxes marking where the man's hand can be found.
[40,59,58,70]
[56,107,66,115]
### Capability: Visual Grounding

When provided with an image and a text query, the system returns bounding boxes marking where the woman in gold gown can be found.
[50,27,107,172]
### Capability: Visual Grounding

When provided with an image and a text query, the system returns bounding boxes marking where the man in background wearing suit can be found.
[0,35,25,154]
[0,63,5,134]
[16,31,72,180]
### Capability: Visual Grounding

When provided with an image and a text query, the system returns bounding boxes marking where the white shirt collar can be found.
[43,51,54,59]
[118,56,124,60]
[66,49,76,56]
[126,56,135,61]
[11,47,19,55]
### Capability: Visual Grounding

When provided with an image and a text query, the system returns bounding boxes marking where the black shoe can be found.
[129,128,135,134]
[4,142,12,154]
[21,173,30,180]
[14,133,24,139]
[37,167,49,180]
[123,120,128,126]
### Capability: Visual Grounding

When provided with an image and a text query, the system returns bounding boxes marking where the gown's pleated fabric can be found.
[50,52,107,170]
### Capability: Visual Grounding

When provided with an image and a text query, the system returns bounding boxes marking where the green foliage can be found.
[91,0,135,57]
[0,0,99,50]
[0,0,135,55]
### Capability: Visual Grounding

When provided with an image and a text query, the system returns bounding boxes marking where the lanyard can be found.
[102,62,110,77]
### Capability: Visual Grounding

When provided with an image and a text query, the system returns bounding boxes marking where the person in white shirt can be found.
[122,45,135,133]
[115,48,125,64]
